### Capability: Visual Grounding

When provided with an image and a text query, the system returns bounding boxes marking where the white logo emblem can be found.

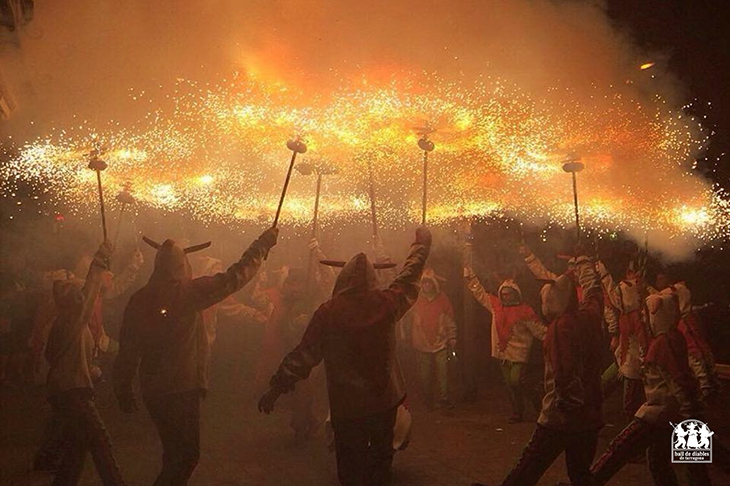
[671,419,713,463]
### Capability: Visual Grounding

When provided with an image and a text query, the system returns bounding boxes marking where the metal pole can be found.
[571,171,581,241]
[368,161,379,238]
[113,203,127,248]
[96,170,108,241]
[273,150,299,228]
[422,150,428,226]
[312,173,322,239]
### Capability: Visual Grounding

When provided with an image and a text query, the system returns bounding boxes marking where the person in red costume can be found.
[464,241,546,423]
[589,290,712,486]
[406,268,457,410]
[473,252,605,486]
[258,227,431,486]
[113,227,278,486]
[596,261,649,419]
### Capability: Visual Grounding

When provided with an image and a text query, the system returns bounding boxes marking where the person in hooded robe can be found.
[73,247,144,354]
[589,291,712,486]
[649,274,720,400]
[596,261,649,420]
[258,227,431,486]
[474,251,604,486]
[45,241,127,486]
[405,268,456,410]
[113,227,278,486]
[464,241,545,423]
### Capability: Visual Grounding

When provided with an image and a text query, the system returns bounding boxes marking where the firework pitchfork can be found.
[562,154,585,241]
[87,148,109,241]
[418,135,436,225]
[295,160,338,284]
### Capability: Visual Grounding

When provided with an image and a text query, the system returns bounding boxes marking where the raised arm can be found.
[77,242,113,334]
[190,227,278,311]
[384,227,432,322]
[463,240,494,312]
[258,305,327,413]
[104,249,144,300]
[518,243,559,281]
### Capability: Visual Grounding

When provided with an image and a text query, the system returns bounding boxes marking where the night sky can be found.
[608,0,730,186]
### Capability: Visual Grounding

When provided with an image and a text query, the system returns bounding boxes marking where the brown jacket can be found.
[113,235,270,399]
[269,241,429,422]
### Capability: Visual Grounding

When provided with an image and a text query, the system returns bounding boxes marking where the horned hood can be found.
[144,237,211,284]
[332,253,378,297]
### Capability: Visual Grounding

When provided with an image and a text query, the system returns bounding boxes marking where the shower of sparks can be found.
[1,72,727,247]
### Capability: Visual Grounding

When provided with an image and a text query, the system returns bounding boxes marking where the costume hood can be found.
[498,279,523,307]
[143,237,211,283]
[540,273,575,320]
[670,281,692,317]
[329,253,380,297]
[618,278,641,313]
[420,268,444,300]
[646,291,679,337]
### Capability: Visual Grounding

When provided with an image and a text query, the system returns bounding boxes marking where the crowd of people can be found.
[0,220,726,486]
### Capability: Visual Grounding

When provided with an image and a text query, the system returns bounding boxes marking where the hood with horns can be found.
[322,253,389,297]
[143,237,211,283]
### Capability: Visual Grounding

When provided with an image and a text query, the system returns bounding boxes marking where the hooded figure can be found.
[113,227,277,486]
[670,282,719,398]
[596,262,649,419]
[259,228,431,486]
[481,255,604,486]
[407,268,456,408]
[589,292,711,486]
[464,247,545,423]
[44,243,127,486]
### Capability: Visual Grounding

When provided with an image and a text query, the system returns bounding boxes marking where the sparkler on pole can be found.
[418,135,435,225]
[367,161,379,238]
[273,138,307,228]
[296,160,338,286]
[87,148,109,241]
[114,184,135,248]
[562,154,585,241]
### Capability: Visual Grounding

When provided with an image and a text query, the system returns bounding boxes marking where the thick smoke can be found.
[0,0,712,261]
[2,0,668,126]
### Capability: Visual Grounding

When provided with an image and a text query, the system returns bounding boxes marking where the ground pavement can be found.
[1,371,728,486]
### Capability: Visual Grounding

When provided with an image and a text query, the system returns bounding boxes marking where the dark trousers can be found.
[331,406,398,486]
[590,418,712,486]
[500,424,599,486]
[144,390,202,486]
[49,388,126,486]
[622,378,645,419]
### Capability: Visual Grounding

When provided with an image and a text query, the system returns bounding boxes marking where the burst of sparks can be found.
[1,73,727,248]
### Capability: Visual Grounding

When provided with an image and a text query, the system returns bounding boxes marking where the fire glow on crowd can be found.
[1,71,727,250]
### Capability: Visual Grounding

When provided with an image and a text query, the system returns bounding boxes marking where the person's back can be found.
[259,228,431,486]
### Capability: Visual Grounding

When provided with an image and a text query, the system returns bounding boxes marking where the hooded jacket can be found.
[465,273,544,363]
[635,293,702,424]
[113,233,273,400]
[46,248,108,396]
[409,270,456,353]
[268,240,430,422]
[538,256,605,432]
[596,262,648,380]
